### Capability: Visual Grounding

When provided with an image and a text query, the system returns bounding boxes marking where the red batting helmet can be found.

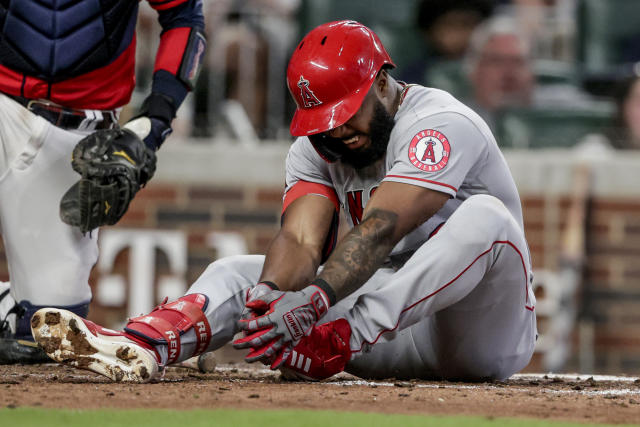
[287,20,395,137]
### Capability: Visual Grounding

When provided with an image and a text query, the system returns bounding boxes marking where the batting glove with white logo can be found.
[232,281,335,367]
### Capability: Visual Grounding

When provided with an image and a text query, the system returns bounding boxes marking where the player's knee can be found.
[190,254,263,293]
[203,254,259,275]
[463,194,514,235]
[206,254,247,269]
[466,194,509,217]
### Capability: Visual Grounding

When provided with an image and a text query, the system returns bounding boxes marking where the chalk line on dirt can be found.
[215,367,640,397]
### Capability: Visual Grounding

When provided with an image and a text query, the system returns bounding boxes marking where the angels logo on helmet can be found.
[297,76,323,108]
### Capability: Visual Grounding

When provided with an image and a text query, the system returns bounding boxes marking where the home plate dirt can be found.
[1,363,639,424]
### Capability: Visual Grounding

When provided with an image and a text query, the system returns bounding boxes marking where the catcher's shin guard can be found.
[124,293,212,366]
[31,309,159,382]
[279,318,352,381]
[16,300,89,341]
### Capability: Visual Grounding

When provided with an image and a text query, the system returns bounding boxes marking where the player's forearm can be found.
[144,0,206,146]
[318,209,398,300]
[259,230,323,291]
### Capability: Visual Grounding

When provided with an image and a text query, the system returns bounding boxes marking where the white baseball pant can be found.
[0,94,97,329]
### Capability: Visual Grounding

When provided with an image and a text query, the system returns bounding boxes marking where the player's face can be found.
[325,93,395,169]
[327,91,378,150]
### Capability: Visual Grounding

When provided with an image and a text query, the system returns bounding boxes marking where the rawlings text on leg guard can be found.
[125,294,211,366]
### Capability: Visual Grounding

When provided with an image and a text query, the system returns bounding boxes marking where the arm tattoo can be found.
[318,209,398,300]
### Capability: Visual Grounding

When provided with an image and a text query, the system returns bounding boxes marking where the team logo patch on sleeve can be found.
[408,129,451,172]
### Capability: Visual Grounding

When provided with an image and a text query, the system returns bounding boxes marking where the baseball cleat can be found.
[0,338,51,364]
[31,308,159,382]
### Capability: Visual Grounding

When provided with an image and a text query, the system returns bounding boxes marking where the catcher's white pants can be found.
[185,194,537,381]
[0,93,97,308]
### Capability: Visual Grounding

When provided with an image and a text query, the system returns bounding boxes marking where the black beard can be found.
[339,101,395,169]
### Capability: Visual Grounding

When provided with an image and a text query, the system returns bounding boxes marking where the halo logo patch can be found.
[297,76,322,108]
[408,129,451,172]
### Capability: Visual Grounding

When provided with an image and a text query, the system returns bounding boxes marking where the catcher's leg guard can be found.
[1,293,84,364]
[1,286,50,364]
[16,300,89,341]
[124,293,212,366]
[0,285,16,337]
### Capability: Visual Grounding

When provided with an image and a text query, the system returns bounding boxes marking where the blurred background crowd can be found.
[134,0,640,151]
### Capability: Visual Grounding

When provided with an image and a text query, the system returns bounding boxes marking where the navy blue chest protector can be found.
[0,0,138,82]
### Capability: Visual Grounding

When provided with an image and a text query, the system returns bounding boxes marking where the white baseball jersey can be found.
[284,85,524,257]
[184,84,537,381]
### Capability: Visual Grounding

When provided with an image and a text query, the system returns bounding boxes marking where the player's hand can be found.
[239,282,279,323]
[123,116,172,151]
[232,285,331,366]
[60,127,156,233]
[234,282,283,367]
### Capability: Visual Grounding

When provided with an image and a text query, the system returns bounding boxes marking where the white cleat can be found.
[31,308,158,383]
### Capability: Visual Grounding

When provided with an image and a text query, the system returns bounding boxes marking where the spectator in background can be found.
[466,17,535,126]
[401,0,494,86]
[465,15,534,126]
[499,0,575,62]
[609,75,640,149]
[465,15,590,129]
[202,0,300,139]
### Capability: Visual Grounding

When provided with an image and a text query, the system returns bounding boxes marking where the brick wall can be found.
[3,143,640,375]
[519,195,640,374]
[80,181,285,331]
[118,182,283,283]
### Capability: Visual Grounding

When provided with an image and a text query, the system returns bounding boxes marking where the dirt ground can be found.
[1,361,639,425]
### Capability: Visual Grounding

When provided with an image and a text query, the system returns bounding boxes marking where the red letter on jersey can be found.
[346,190,364,225]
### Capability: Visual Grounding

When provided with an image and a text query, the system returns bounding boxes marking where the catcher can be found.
[32,20,536,382]
[0,0,206,363]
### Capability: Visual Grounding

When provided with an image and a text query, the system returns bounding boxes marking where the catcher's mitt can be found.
[60,128,157,233]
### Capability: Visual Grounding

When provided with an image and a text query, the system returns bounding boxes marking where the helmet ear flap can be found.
[308,133,345,163]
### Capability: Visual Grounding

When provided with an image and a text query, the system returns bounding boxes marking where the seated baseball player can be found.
[0,0,206,363]
[31,20,537,382]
